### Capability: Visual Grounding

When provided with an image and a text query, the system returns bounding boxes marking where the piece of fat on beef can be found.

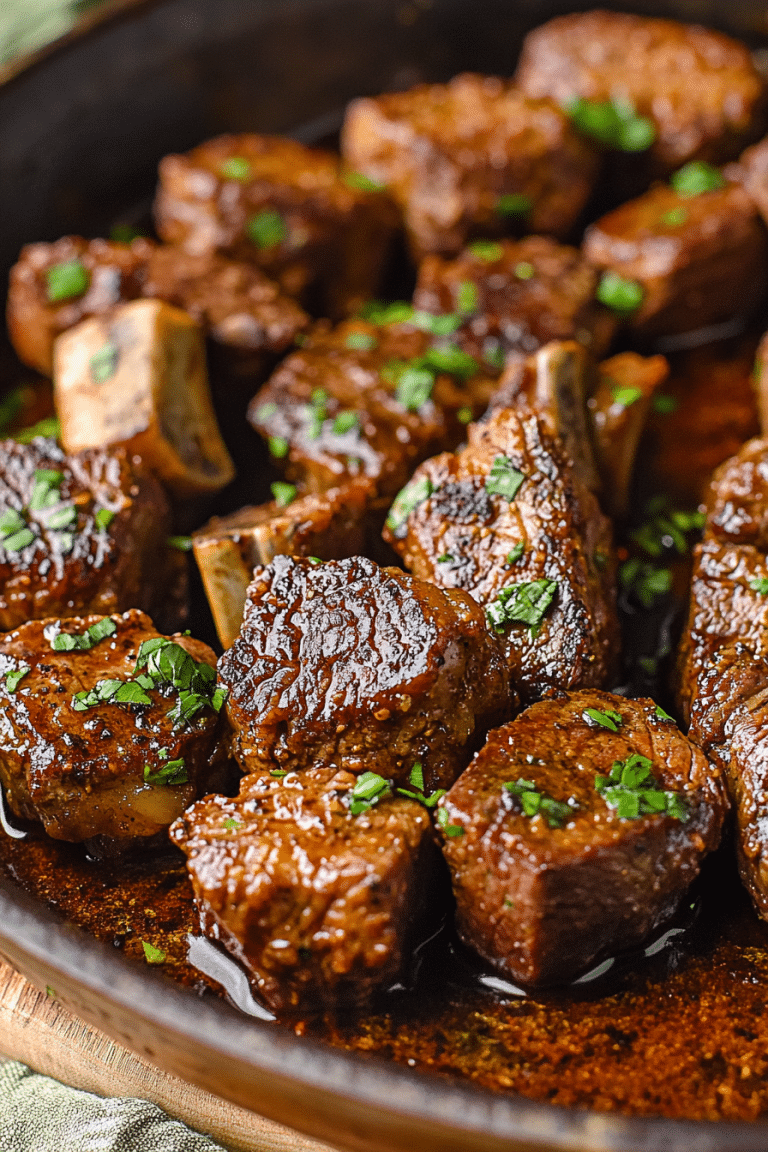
[0,436,184,632]
[438,690,727,986]
[0,609,224,846]
[217,554,511,792]
[170,767,437,1013]
[383,404,618,703]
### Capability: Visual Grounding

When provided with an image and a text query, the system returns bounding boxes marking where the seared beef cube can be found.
[0,609,223,843]
[7,236,151,376]
[54,299,235,499]
[341,74,598,259]
[730,135,768,228]
[170,767,436,1013]
[676,541,768,722]
[703,438,768,548]
[0,437,182,632]
[217,555,510,791]
[247,317,495,500]
[383,405,618,702]
[439,690,726,986]
[413,236,617,373]
[154,133,398,318]
[193,478,373,649]
[516,12,766,170]
[583,176,768,338]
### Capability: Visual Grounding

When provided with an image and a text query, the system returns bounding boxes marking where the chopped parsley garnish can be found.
[247,210,287,249]
[52,617,117,652]
[653,394,678,415]
[504,778,573,828]
[359,300,415,326]
[0,508,27,537]
[221,156,252,181]
[595,753,688,821]
[408,761,424,791]
[630,498,705,559]
[496,193,533,217]
[29,469,63,512]
[468,240,504,262]
[141,941,166,965]
[660,207,688,227]
[410,310,463,336]
[457,406,473,424]
[583,706,622,732]
[596,271,644,314]
[72,678,152,711]
[349,771,391,815]
[89,342,119,384]
[332,410,360,436]
[270,769,288,777]
[268,435,289,458]
[254,401,278,423]
[437,553,454,563]
[396,760,446,809]
[750,577,768,594]
[611,384,643,408]
[514,261,535,281]
[485,456,525,501]
[654,705,675,723]
[271,481,297,507]
[670,161,726,198]
[5,666,29,693]
[46,259,90,303]
[304,388,328,439]
[566,97,655,152]
[167,535,193,551]
[619,559,672,609]
[223,817,243,831]
[484,344,507,372]
[486,579,557,632]
[423,345,478,379]
[506,543,524,565]
[395,365,435,411]
[46,505,77,530]
[95,508,115,531]
[15,416,61,444]
[342,170,386,192]
[144,757,188,786]
[436,806,464,837]
[385,476,434,536]
[456,281,479,314]
[345,331,378,351]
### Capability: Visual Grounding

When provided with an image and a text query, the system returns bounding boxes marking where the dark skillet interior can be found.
[4,2,768,1151]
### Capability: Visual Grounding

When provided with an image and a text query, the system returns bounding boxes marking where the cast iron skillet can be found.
[2,2,768,1150]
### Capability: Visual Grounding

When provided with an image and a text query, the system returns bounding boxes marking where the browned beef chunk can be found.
[583,177,768,339]
[341,74,598,259]
[7,236,308,377]
[515,11,766,170]
[170,767,436,1013]
[439,690,726,986]
[703,438,768,548]
[412,236,617,374]
[153,134,399,318]
[247,317,494,501]
[726,135,768,228]
[193,478,373,649]
[383,405,618,703]
[0,437,183,632]
[217,555,510,791]
[0,609,223,843]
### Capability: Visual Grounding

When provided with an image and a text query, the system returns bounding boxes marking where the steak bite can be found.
[439,691,726,986]
[0,437,182,632]
[153,133,399,318]
[217,555,510,791]
[412,236,617,374]
[341,73,598,259]
[247,316,495,500]
[515,11,766,170]
[703,438,768,549]
[582,170,768,339]
[0,609,224,844]
[170,767,436,1013]
[383,405,618,702]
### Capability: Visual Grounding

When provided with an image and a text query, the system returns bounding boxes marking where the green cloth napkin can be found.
[0,1062,228,1151]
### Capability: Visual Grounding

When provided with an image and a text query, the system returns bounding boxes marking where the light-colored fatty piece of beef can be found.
[170,767,436,1013]
[218,555,510,791]
[7,236,309,377]
[153,133,399,318]
[0,609,224,845]
[412,236,617,376]
[438,690,727,986]
[193,478,373,649]
[583,173,768,339]
[702,437,768,549]
[689,645,768,921]
[54,299,235,500]
[247,316,495,501]
[0,436,184,632]
[341,73,598,260]
[383,405,618,703]
[515,11,767,170]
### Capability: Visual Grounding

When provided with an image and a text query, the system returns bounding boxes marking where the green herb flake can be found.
[349,771,391,816]
[395,366,435,411]
[93,508,115,532]
[486,579,557,632]
[342,170,386,192]
[437,553,454,563]
[28,469,64,512]
[46,505,77,531]
[247,210,287,249]
[750,577,768,594]
[385,476,434,536]
[619,559,673,609]
[457,406,473,425]
[506,542,524,565]
[271,481,297,508]
[468,240,504,262]
[254,402,278,423]
[670,161,726,198]
[497,193,533,217]
[424,345,478,379]
[345,331,378,351]
[89,342,119,384]
[331,410,360,436]
[504,777,573,828]
[583,706,622,732]
[409,762,425,792]
[305,388,328,440]
[410,310,463,337]
[268,435,289,459]
[612,384,643,408]
[15,417,61,445]
[566,97,655,152]
[596,271,644,314]
[45,259,90,303]
[2,528,35,552]
[595,752,688,822]
[436,805,464,837]
[660,206,688,227]
[52,617,117,653]
[141,941,166,965]
[360,300,414,326]
[0,508,26,537]
[221,156,252,181]
[5,666,30,693]
[486,456,525,502]
[270,769,288,778]
[456,281,479,314]
[45,985,56,998]
[144,757,188,786]
[514,261,535,281]
[653,394,678,415]
[223,817,243,831]
[654,705,675,723]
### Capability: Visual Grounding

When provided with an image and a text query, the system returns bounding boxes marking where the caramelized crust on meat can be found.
[703,438,768,548]
[440,691,726,986]
[170,768,436,1013]
[0,437,181,632]
[0,609,222,843]
[218,555,510,791]
[341,73,598,258]
[384,406,618,702]
[516,11,767,169]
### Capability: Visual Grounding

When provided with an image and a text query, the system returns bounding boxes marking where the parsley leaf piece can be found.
[395,366,435,411]
[670,161,726,198]
[596,271,644,313]
[46,505,77,531]
[221,156,251,181]
[409,762,424,791]
[5,666,29,693]
[28,469,63,511]
[254,401,278,423]
[514,261,535,281]
[246,209,287,249]
[15,416,61,445]
[223,817,243,831]
[141,941,166,965]
[46,259,90,303]
[485,456,525,501]
[496,193,533,217]
[359,300,414,326]
[424,345,478,379]
[0,508,26,537]
[270,769,287,778]
[436,805,464,837]
[268,435,289,458]
[506,543,524,565]
[345,330,378,351]
[411,310,463,337]
[437,553,454,563]
[750,577,768,594]
[385,476,434,536]
[456,281,479,314]
[95,508,115,531]
[660,207,688,227]
[654,705,675,723]
[89,342,119,384]
[504,777,573,828]
[143,757,188,786]
[612,385,643,408]
[167,535,193,551]
[332,410,359,436]
[486,579,557,632]
[619,559,673,609]
[457,405,473,424]
[52,617,117,652]
[595,752,688,821]
[468,240,504,262]
[2,528,35,552]
[343,171,386,192]
[566,97,655,152]
[271,481,297,508]
[349,771,391,815]
[583,706,622,732]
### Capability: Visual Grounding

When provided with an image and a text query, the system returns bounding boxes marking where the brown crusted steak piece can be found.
[412,236,617,374]
[583,176,768,339]
[247,317,494,500]
[341,73,598,259]
[192,478,373,649]
[439,690,726,986]
[515,11,767,170]
[153,133,399,318]
[217,555,510,791]
[0,437,183,632]
[383,406,618,703]
[0,609,223,844]
[703,438,768,548]
[170,767,436,1013]
[7,236,309,377]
